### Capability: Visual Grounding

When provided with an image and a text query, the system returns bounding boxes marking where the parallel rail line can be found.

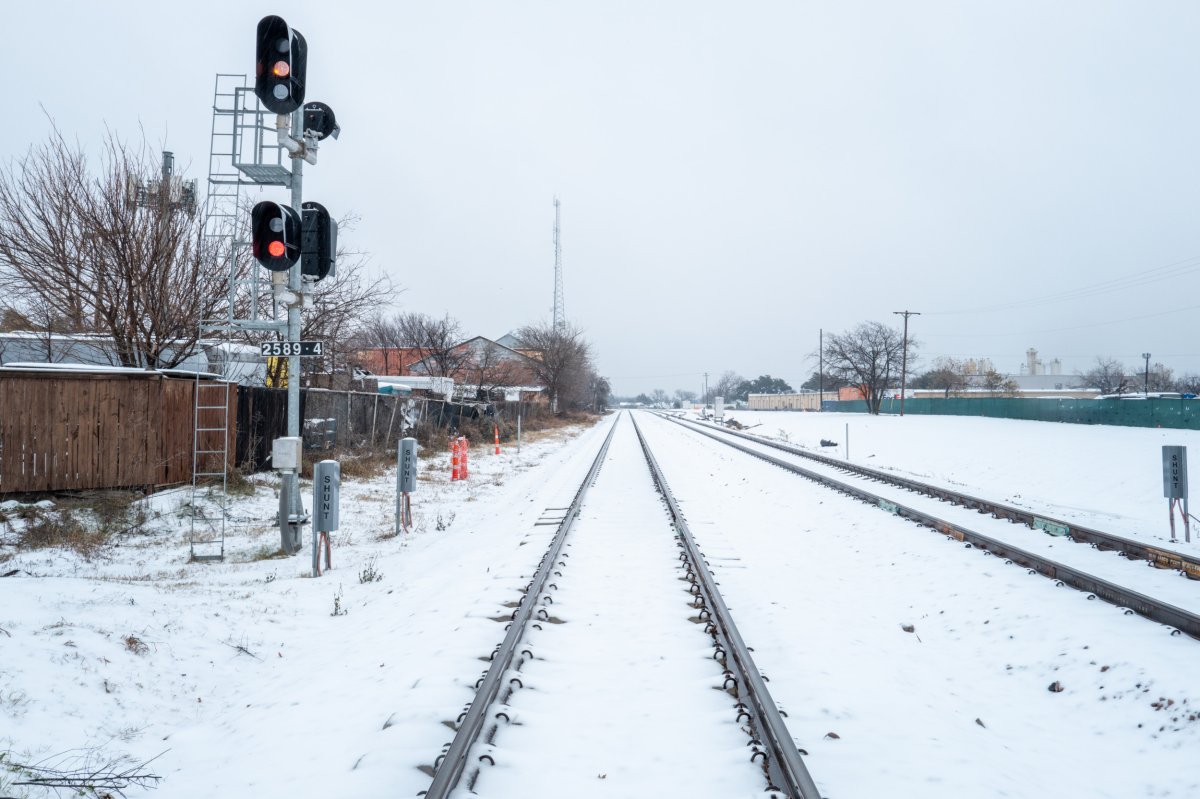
[672,415,1200,579]
[664,414,1200,640]
[422,414,822,799]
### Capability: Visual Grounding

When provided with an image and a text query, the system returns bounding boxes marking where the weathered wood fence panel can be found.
[0,373,234,494]
[161,378,196,485]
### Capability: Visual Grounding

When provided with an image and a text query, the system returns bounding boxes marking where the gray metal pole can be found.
[288,110,303,441]
[284,110,305,549]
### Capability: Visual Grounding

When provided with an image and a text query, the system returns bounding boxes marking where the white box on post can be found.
[272,436,303,471]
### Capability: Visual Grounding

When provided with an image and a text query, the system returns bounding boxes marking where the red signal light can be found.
[252,201,300,272]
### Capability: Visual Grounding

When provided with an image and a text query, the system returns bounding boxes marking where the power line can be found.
[925,253,1200,316]
[920,302,1200,338]
[607,370,706,380]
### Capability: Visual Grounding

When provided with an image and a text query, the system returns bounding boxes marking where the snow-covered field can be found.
[721,409,1200,550]
[2,409,1198,798]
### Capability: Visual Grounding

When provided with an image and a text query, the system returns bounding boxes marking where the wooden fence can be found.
[1,371,551,495]
[0,371,234,494]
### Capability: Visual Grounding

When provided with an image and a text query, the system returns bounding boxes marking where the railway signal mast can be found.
[251,14,341,554]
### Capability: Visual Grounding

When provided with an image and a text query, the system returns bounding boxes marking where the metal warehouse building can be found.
[747,392,837,411]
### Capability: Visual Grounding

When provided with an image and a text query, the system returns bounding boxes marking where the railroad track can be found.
[421,412,822,799]
[662,412,1200,640]
[670,414,1200,579]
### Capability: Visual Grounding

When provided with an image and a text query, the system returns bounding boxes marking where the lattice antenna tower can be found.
[553,196,565,331]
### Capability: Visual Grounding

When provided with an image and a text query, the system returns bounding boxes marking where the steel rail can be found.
[422,416,620,799]
[670,415,1200,580]
[631,414,824,799]
[661,414,1200,640]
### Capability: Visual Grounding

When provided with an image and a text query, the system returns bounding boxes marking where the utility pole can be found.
[893,310,920,416]
[1143,353,1152,397]
[818,328,823,411]
[704,372,709,412]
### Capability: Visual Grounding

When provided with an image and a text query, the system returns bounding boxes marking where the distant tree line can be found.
[615,319,1200,416]
[1075,356,1200,395]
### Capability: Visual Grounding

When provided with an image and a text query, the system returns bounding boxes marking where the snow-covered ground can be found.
[719,409,1200,549]
[2,409,1198,798]
[641,411,1199,799]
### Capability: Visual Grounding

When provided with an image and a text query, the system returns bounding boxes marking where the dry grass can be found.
[225,466,258,496]
[89,491,147,533]
[18,511,109,557]
[337,451,396,480]
[517,415,598,445]
[300,449,395,481]
[123,635,149,655]
[244,544,285,562]
[13,490,152,557]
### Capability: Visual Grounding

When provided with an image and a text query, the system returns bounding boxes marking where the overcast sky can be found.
[6,2,1200,395]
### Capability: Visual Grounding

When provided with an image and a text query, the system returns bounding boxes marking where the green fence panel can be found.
[826,397,1200,430]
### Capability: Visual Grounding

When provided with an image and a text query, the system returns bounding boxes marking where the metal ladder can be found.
[186,75,242,561]
[189,376,231,561]
[187,74,293,562]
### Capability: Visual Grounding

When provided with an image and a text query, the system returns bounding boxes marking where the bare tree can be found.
[1076,357,1131,395]
[462,340,529,399]
[673,389,697,406]
[0,126,239,369]
[1148,362,1174,393]
[355,312,405,350]
[1174,373,1200,395]
[710,370,744,404]
[0,295,97,364]
[915,356,967,398]
[514,321,594,412]
[393,312,469,377]
[299,254,396,375]
[346,310,409,375]
[821,321,911,414]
